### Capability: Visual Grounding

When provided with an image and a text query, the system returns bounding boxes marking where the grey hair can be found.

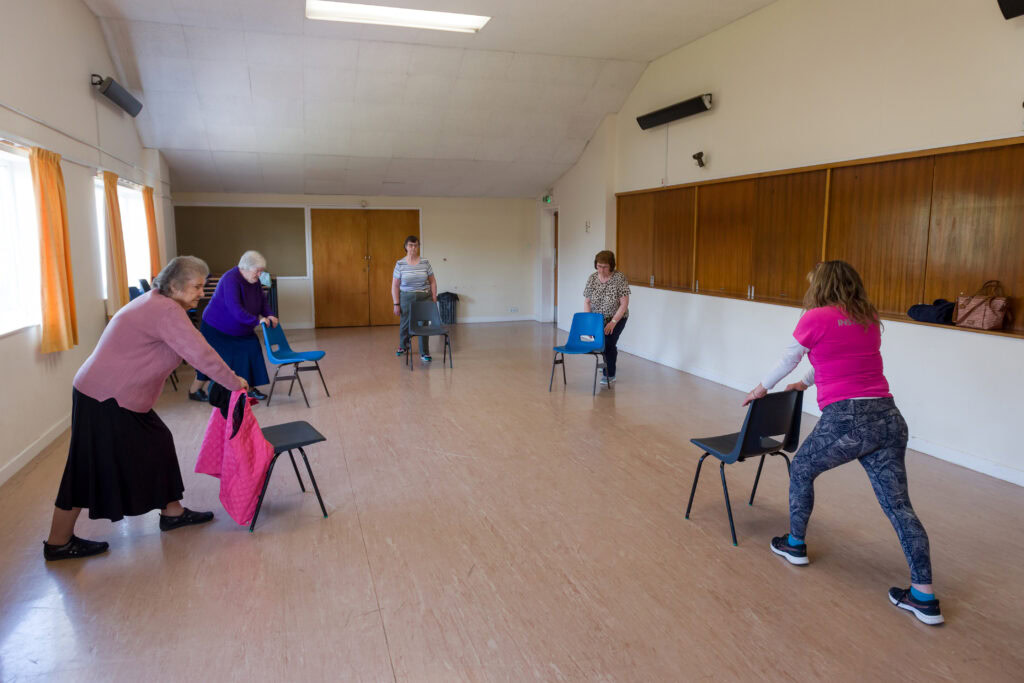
[238,250,267,271]
[153,256,210,296]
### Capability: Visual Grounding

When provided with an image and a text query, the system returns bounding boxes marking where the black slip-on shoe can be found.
[43,535,109,561]
[770,534,809,565]
[188,389,209,402]
[247,388,268,401]
[159,508,215,532]
[888,587,944,625]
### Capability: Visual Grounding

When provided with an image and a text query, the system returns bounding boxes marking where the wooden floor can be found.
[1,322,1022,682]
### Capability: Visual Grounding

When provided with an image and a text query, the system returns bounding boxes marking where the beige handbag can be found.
[954,280,1011,330]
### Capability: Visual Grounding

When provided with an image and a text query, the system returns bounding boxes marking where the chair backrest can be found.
[731,390,804,461]
[139,278,151,292]
[128,286,142,300]
[261,322,293,359]
[410,300,444,330]
[566,312,605,351]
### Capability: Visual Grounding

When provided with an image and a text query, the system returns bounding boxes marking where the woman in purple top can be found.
[44,256,248,561]
[189,251,278,401]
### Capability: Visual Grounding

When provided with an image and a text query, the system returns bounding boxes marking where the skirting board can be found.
[0,413,70,489]
[611,338,1024,488]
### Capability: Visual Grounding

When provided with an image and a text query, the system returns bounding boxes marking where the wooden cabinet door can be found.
[312,209,369,327]
[368,210,420,326]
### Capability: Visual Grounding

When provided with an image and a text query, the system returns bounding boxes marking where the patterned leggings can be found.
[789,398,933,584]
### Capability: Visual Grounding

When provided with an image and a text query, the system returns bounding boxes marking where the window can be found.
[94,178,150,298]
[0,147,40,334]
[117,184,150,289]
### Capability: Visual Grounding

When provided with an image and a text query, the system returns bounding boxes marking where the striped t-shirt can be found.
[393,258,434,292]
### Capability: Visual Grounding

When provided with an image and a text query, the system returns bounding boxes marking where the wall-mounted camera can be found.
[692,151,706,168]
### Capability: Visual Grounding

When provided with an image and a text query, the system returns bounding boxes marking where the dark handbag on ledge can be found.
[954,281,1011,330]
[908,299,956,325]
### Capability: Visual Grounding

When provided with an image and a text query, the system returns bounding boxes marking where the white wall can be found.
[172,193,541,326]
[0,0,173,486]
[553,0,1024,485]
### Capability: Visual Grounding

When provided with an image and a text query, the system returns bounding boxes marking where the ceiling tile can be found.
[192,60,251,98]
[245,32,304,67]
[354,72,406,104]
[184,26,246,61]
[408,46,465,77]
[250,65,303,100]
[458,50,514,80]
[304,37,360,69]
[304,67,356,102]
[357,41,413,74]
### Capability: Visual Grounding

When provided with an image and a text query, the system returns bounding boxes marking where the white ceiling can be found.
[83,0,776,197]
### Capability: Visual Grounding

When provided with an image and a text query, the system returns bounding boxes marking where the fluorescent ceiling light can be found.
[306,1,490,33]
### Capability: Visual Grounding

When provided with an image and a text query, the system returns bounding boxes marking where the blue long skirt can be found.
[195,320,270,386]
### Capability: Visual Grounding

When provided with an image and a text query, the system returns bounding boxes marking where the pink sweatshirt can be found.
[74,291,240,412]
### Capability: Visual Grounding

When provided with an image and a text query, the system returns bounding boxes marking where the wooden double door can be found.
[312,209,419,327]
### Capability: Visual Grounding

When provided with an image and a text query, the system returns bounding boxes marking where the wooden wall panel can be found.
[925,144,1024,332]
[175,206,306,276]
[826,158,933,316]
[696,180,755,297]
[616,192,653,286]
[653,187,695,290]
[752,171,827,304]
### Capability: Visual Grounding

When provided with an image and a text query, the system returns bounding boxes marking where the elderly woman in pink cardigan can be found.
[43,256,248,561]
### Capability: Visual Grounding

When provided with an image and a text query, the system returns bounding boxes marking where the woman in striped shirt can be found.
[392,235,438,362]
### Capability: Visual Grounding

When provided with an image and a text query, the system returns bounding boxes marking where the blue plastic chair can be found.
[260,323,329,408]
[685,390,803,545]
[549,312,606,396]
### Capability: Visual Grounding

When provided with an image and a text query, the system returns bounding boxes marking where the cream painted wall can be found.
[553,0,1024,485]
[0,0,174,486]
[171,193,540,327]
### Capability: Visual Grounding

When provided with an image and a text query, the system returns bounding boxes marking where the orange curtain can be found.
[103,171,130,312]
[29,148,78,353]
[143,186,161,279]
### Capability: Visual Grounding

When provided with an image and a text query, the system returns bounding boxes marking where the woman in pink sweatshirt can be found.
[43,256,247,561]
[744,261,941,626]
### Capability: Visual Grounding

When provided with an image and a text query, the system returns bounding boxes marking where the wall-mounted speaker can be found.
[91,74,143,117]
[636,93,712,130]
[998,0,1024,18]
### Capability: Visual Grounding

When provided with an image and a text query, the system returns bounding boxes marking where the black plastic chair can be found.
[685,390,804,546]
[406,300,452,370]
[139,278,151,292]
[128,285,142,300]
[250,421,329,532]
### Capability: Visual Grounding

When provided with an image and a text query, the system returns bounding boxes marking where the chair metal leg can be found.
[592,354,600,395]
[314,361,330,396]
[445,334,452,368]
[749,454,767,505]
[293,367,310,408]
[298,447,328,518]
[685,453,710,519]
[549,352,560,391]
[266,365,284,406]
[249,455,279,532]
[288,363,298,396]
[779,452,791,475]
[169,369,178,391]
[720,462,738,546]
[288,450,305,491]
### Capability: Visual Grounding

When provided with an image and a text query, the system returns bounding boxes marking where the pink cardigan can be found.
[74,291,240,412]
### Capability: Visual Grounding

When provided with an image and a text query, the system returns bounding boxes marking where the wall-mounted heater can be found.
[636,93,712,130]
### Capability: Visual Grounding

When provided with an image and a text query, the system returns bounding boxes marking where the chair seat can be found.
[412,326,449,336]
[690,433,783,461]
[262,421,326,454]
[553,343,604,354]
[269,349,325,363]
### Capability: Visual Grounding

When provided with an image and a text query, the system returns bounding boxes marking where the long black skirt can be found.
[195,320,270,386]
[55,389,184,521]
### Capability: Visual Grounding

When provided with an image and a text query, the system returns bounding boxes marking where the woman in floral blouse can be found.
[583,250,631,386]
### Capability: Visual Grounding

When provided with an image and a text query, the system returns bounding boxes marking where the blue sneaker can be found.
[770,534,809,565]
[888,587,944,625]
[421,354,432,363]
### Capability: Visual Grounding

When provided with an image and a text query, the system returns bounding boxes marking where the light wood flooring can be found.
[1,322,1022,682]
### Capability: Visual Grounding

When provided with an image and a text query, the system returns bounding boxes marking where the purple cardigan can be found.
[202,267,274,337]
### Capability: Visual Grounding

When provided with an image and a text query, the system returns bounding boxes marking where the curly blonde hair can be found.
[802,260,880,328]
